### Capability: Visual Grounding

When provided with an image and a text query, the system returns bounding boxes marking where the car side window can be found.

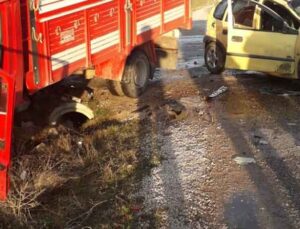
[214,1,227,20]
[262,1,300,30]
[260,8,284,32]
[233,1,256,28]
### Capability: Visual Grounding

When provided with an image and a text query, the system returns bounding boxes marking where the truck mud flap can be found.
[0,71,15,200]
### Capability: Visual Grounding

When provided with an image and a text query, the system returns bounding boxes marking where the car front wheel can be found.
[204,42,225,74]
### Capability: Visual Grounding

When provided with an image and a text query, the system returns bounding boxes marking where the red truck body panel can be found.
[23,0,191,94]
[0,0,192,200]
[0,70,15,200]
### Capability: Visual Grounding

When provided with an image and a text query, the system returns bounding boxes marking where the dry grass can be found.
[0,115,159,228]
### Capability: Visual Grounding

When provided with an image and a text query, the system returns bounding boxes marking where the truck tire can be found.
[122,51,150,98]
[205,42,225,74]
[106,80,124,96]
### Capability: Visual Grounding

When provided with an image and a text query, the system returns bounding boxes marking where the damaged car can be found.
[204,0,300,79]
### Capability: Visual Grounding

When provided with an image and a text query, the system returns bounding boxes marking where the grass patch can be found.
[2,116,162,228]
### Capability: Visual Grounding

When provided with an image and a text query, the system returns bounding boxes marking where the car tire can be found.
[205,42,226,74]
[122,51,150,98]
[107,80,124,96]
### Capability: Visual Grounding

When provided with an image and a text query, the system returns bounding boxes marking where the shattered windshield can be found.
[288,0,300,16]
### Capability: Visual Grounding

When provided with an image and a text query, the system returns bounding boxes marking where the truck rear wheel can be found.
[106,80,124,96]
[122,51,150,98]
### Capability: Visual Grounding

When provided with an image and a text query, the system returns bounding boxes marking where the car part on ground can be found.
[49,102,94,126]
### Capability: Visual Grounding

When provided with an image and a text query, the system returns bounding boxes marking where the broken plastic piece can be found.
[206,86,228,101]
[234,156,256,165]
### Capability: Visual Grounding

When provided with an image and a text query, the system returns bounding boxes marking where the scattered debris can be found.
[253,134,268,145]
[85,87,95,100]
[61,95,82,103]
[206,86,228,101]
[20,170,27,181]
[48,127,59,136]
[77,140,83,147]
[233,156,256,165]
[259,139,268,145]
[162,100,187,119]
[253,134,262,139]
[34,143,47,153]
[199,110,205,116]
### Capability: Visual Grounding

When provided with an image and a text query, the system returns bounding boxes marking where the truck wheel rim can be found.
[134,60,148,87]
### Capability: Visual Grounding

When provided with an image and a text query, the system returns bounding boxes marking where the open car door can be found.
[226,0,298,76]
[0,71,15,200]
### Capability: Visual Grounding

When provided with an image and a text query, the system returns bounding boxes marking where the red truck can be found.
[0,0,191,200]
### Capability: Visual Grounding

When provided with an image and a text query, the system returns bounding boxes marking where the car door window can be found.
[260,7,284,32]
[263,1,300,29]
[232,1,256,28]
[214,1,228,20]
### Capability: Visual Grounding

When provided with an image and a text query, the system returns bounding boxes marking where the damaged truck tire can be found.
[122,51,150,98]
[49,102,94,126]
